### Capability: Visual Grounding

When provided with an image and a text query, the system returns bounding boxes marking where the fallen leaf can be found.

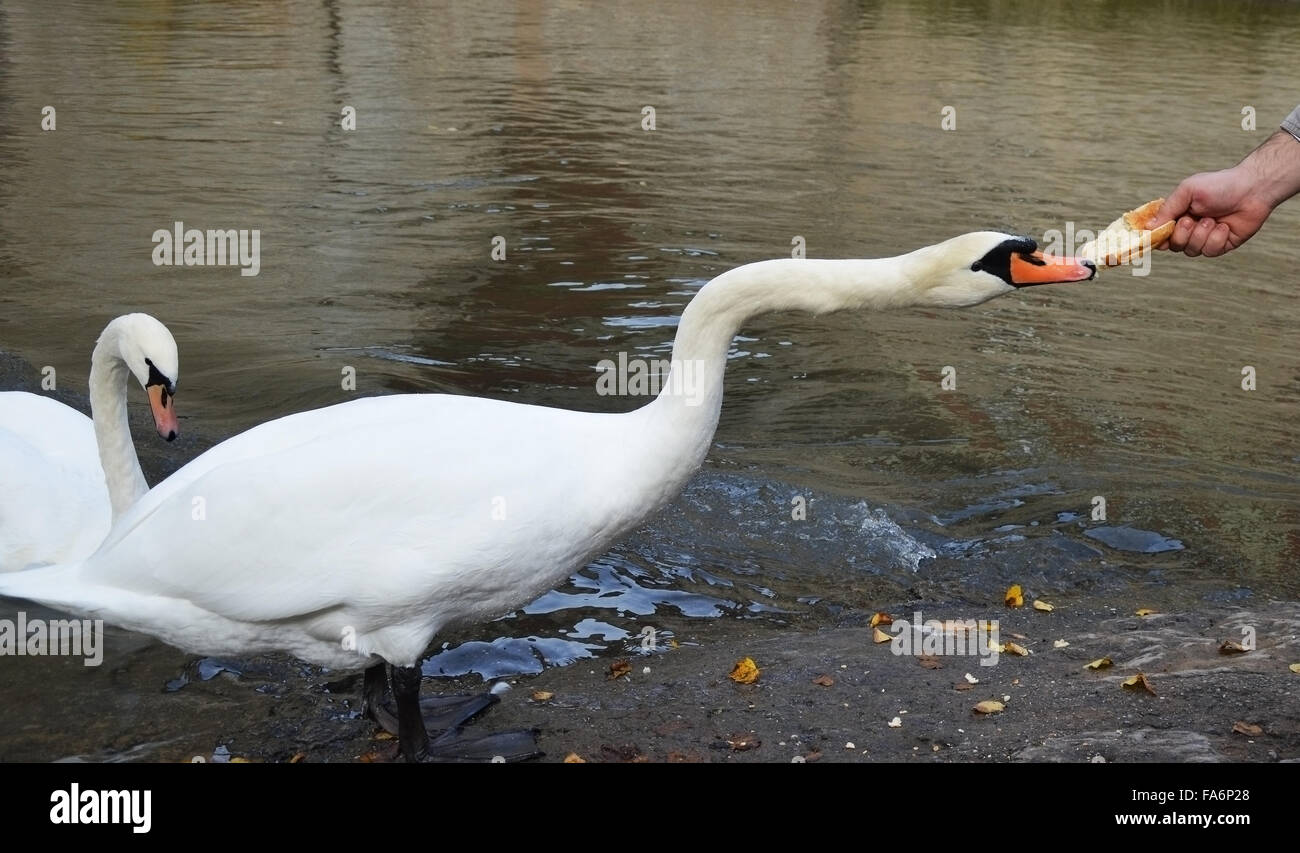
[870,612,893,628]
[563,752,586,763]
[1218,640,1250,655]
[973,700,1004,714]
[1136,608,1156,617]
[1003,642,1029,657]
[954,682,974,691]
[803,749,823,763]
[372,731,395,741]
[872,626,892,644]
[289,752,306,764]
[918,654,943,669]
[1290,663,1300,674]
[1010,632,1028,640]
[729,657,760,684]
[1032,599,1055,612]
[1121,672,1156,695]
[812,674,835,687]
[887,716,903,728]
[1053,639,1070,648]
[600,743,647,762]
[724,732,761,751]
[230,757,250,763]
[1085,657,1113,671]
[668,639,680,649]
[358,751,383,763]
[1232,721,1263,737]
[1005,585,1024,608]
[608,660,631,680]
[531,690,555,701]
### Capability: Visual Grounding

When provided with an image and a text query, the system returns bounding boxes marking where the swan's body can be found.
[0,315,179,571]
[0,234,1093,760]
[0,393,115,569]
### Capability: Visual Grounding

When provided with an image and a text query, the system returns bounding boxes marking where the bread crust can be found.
[1080,198,1174,267]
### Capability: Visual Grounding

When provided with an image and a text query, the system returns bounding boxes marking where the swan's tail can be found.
[0,562,86,613]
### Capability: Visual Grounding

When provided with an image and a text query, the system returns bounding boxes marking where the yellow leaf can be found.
[230,757,250,763]
[608,660,631,680]
[1218,640,1249,655]
[531,690,554,701]
[873,626,892,644]
[1085,657,1113,670]
[289,752,306,764]
[729,657,760,684]
[1032,599,1054,612]
[563,753,586,763]
[870,612,893,628]
[1136,608,1156,617]
[1290,663,1300,674]
[1005,585,1024,608]
[973,700,1004,714]
[1003,642,1029,657]
[1121,672,1156,695]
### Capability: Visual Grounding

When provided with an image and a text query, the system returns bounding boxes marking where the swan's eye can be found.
[144,358,175,394]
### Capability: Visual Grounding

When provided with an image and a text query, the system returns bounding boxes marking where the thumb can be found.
[1153,181,1193,226]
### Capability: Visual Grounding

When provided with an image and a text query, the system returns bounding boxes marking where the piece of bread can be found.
[1079,199,1175,267]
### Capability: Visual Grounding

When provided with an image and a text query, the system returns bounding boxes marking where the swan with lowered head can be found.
[0,314,179,571]
[0,233,1093,761]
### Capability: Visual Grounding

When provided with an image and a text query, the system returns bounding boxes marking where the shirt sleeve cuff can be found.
[1281,105,1300,142]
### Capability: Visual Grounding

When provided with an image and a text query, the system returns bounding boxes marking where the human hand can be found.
[1154,166,1273,257]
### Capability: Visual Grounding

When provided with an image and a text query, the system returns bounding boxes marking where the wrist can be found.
[1242,130,1300,209]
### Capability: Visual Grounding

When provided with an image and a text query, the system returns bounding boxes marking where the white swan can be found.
[0,233,1093,761]
[0,314,179,571]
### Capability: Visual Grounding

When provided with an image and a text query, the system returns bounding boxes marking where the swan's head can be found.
[105,313,180,442]
[915,232,1096,308]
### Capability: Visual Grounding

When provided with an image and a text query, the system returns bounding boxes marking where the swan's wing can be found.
[80,394,618,624]
[0,393,109,569]
[0,392,98,467]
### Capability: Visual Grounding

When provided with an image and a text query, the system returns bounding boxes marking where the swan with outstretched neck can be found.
[0,234,1093,761]
[0,314,179,571]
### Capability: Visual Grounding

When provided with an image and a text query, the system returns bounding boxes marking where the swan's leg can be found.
[387,664,543,763]
[362,662,494,736]
[362,662,399,735]
[392,664,431,763]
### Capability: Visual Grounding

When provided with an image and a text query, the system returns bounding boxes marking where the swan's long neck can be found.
[89,326,149,518]
[632,253,930,489]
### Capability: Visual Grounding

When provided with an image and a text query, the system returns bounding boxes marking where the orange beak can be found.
[1010,251,1097,287]
[147,384,178,441]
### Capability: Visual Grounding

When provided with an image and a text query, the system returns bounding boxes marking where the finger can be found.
[1201,222,1232,257]
[1168,216,1198,252]
[1182,217,1217,258]
[1155,181,1194,226]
